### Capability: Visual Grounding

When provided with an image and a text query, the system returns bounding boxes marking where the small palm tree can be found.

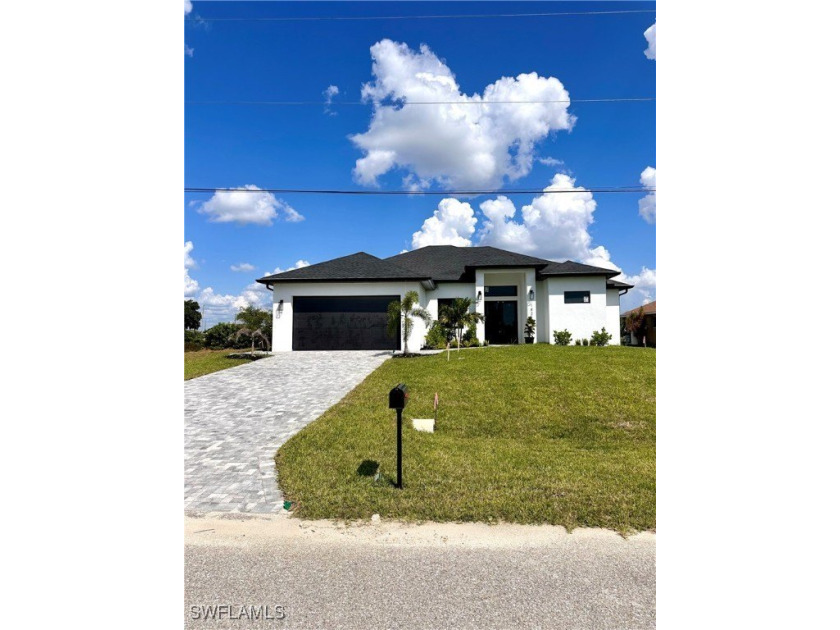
[439,297,484,353]
[232,305,271,353]
[387,291,431,355]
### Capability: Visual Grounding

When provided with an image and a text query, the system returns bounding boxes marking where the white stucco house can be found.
[256,245,633,352]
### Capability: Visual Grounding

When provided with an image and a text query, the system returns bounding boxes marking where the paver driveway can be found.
[184,351,391,514]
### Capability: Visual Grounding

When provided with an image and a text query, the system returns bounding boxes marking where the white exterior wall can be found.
[474,270,485,342]
[546,276,619,345]
[424,283,475,320]
[605,289,621,345]
[271,281,428,352]
[536,280,550,343]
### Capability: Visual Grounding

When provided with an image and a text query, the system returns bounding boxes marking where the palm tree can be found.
[439,297,484,353]
[232,305,271,353]
[387,291,431,355]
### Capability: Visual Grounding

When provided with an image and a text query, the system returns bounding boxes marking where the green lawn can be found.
[184,349,252,380]
[275,345,655,533]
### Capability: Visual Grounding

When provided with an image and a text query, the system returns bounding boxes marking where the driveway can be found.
[184,351,391,514]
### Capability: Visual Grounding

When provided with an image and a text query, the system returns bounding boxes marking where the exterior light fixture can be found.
[528,288,535,301]
[476,290,482,304]
[276,300,284,317]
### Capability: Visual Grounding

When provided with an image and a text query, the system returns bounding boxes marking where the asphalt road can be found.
[185,516,655,629]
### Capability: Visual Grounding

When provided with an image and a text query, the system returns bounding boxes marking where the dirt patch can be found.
[185,513,655,550]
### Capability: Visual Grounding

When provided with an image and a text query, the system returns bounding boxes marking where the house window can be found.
[565,291,591,304]
[438,298,456,310]
[485,285,517,297]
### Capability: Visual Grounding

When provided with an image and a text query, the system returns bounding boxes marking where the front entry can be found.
[485,300,518,344]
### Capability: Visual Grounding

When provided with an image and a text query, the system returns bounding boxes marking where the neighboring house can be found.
[621,301,656,347]
[257,245,634,352]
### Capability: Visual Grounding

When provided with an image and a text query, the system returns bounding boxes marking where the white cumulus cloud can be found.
[183,242,274,325]
[350,39,576,189]
[478,174,614,266]
[264,260,311,276]
[197,185,303,226]
[184,0,192,15]
[324,85,339,114]
[644,23,656,60]
[184,241,199,297]
[411,198,477,248]
[230,262,255,272]
[638,166,656,224]
[617,267,657,312]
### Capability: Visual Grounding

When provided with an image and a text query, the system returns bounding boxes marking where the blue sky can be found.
[185,1,656,325]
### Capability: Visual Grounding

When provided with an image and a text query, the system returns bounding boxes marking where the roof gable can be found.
[384,245,552,282]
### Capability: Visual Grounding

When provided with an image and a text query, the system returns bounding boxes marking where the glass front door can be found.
[485,300,518,344]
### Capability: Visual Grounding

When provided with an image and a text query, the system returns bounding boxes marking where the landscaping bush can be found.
[184,330,205,352]
[574,339,582,346]
[461,323,478,347]
[553,329,572,346]
[203,322,250,349]
[582,338,590,346]
[423,321,451,349]
[590,327,613,347]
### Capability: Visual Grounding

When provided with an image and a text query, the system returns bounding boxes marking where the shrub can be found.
[423,321,451,349]
[582,338,590,346]
[523,316,536,339]
[574,339,582,346]
[553,329,572,346]
[203,322,249,349]
[590,327,613,347]
[185,330,204,351]
[461,323,478,347]
[185,330,204,345]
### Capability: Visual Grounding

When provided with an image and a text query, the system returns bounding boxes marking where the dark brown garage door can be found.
[292,296,401,351]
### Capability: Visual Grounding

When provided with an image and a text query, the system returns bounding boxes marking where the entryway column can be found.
[525,268,537,341]
[475,270,485,344]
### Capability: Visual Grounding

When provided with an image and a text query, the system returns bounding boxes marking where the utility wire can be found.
[186,97,654,106]
[187,10,656,23]
[185,187,654,196]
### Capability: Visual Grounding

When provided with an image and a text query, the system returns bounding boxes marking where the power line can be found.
[185,186,654,196]
[186,97,655,107]
[187,10,656,23]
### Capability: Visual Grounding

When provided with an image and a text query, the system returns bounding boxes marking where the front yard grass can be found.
[276,345,655,533]
[184,349,252,380]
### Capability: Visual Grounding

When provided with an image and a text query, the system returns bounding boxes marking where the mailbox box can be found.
[389,383,409,409]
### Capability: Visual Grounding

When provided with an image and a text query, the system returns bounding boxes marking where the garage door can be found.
[292,296,401,351]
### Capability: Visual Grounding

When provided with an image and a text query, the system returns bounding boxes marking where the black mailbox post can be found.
[389,384,409,488]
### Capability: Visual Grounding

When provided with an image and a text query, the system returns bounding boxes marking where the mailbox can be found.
[389,383,409,409]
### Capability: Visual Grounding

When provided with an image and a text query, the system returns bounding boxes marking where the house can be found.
[256,245,634,352]
[621,300,656,347]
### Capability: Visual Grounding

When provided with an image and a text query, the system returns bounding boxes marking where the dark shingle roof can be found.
[384,246,552,282]
[258,246,622,284]
[621,300,656,317]
[256,252,426,284]
[607,278,634,289]
[538,260,621,279]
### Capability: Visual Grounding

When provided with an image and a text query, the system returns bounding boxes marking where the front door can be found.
[485,300,518,344]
